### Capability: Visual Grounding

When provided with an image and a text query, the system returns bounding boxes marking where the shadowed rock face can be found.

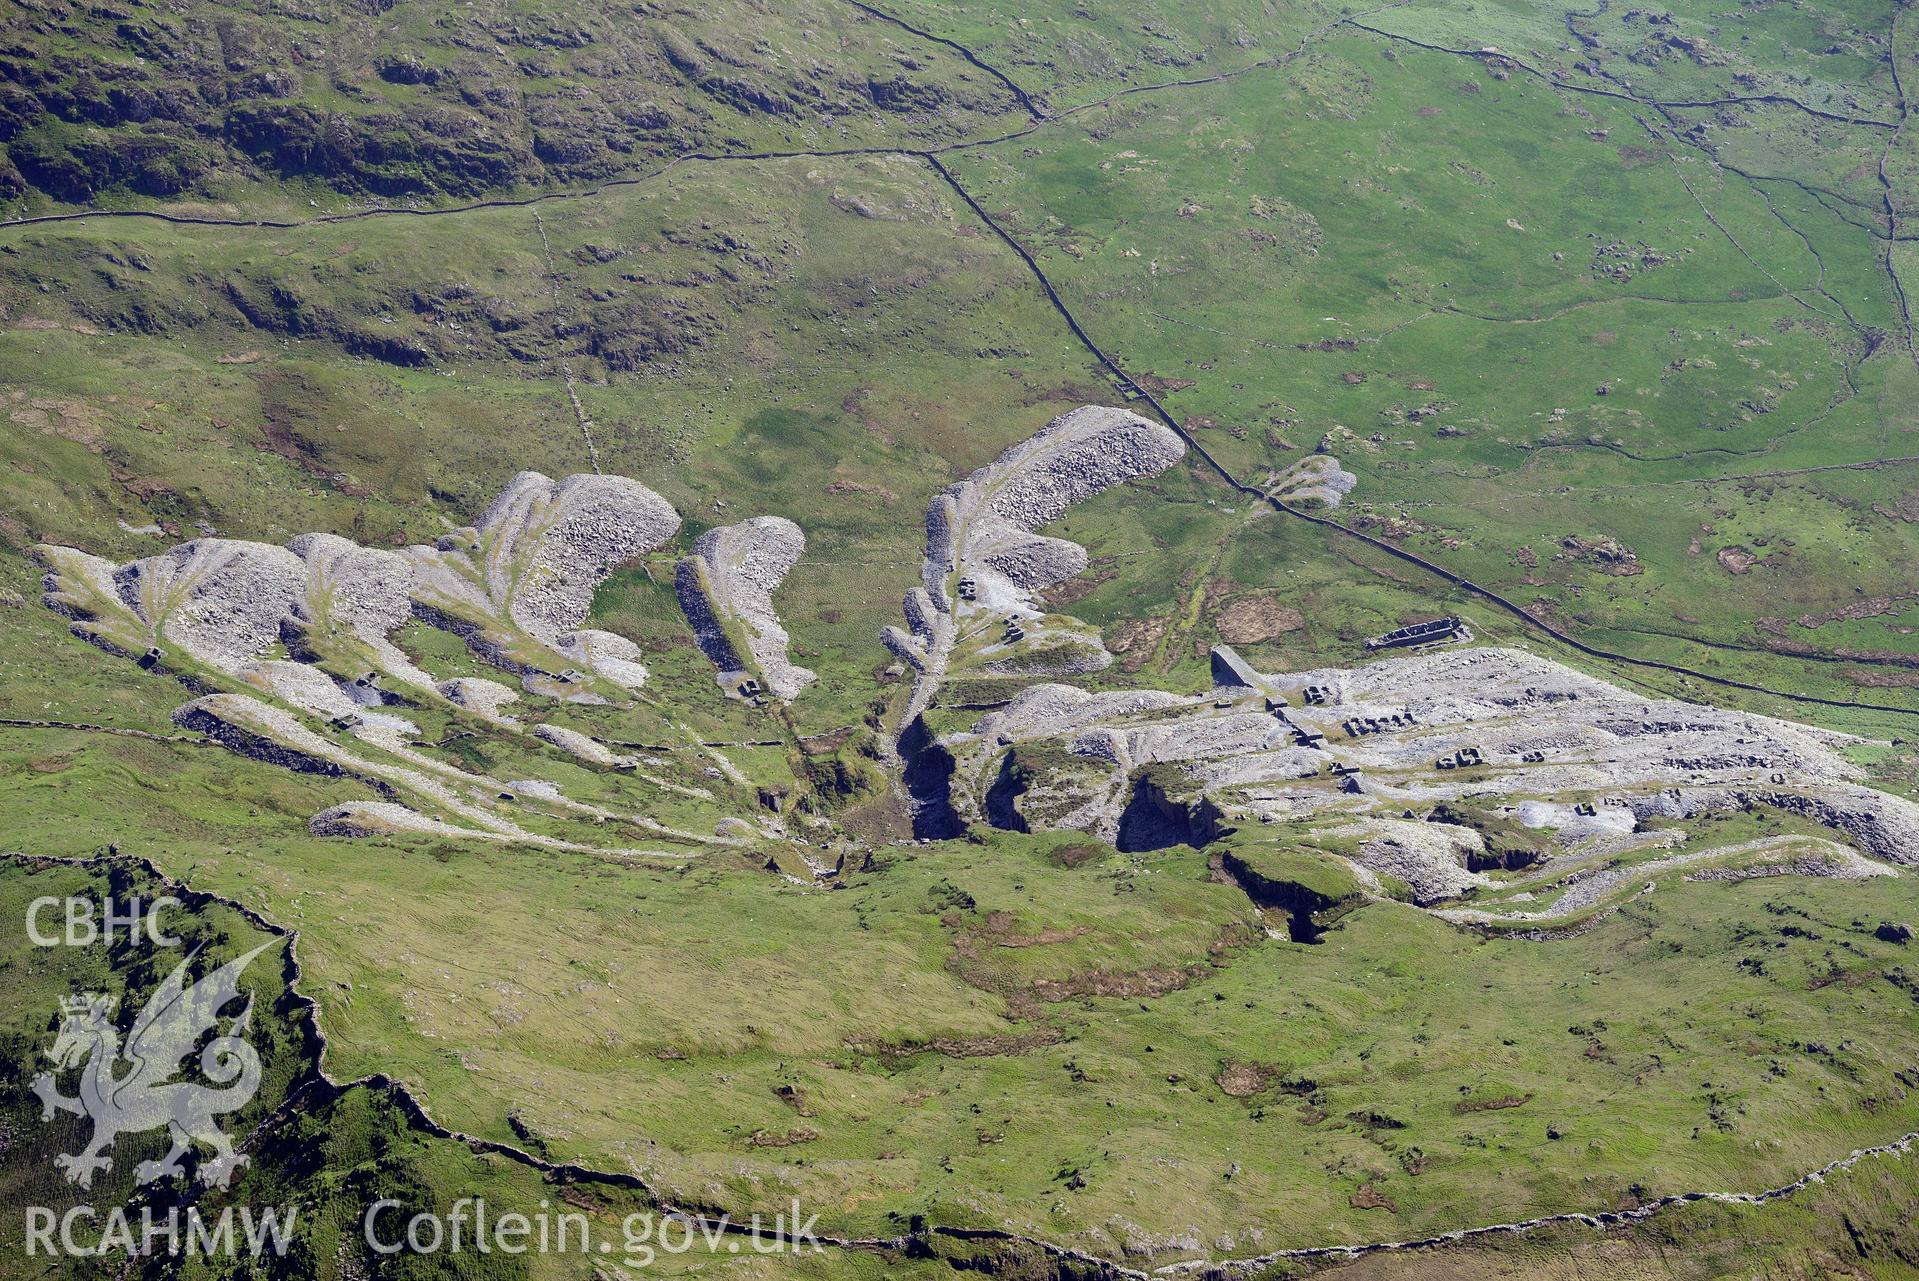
[676,514,816,701]
[1116,775,1203,853]
[899,715,964,841]
[172,693,349,776]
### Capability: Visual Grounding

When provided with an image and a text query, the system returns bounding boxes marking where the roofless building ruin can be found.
[1366,616,1469,651]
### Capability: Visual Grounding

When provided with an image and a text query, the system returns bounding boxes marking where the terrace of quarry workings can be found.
[30,404,1919,920]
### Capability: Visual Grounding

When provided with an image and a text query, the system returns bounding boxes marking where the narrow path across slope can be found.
[531,206,602,472]
[0,715,213,745]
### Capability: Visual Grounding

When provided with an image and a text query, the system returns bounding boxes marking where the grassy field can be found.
[5,822,1919,1273]
[944,32,1919,717]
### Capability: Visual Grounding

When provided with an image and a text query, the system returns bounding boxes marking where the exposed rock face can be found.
[1438,835,1888,929]
[676,514,816,701]
[1273,454,1357,508]
[932,643,1918,910]
[1626,784,1919,868]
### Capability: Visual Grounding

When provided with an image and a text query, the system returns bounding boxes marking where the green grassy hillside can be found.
[3,0,1919,1274]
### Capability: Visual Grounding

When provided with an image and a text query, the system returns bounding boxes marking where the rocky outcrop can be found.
[1273,454,1357,508]
[675,515,816,701]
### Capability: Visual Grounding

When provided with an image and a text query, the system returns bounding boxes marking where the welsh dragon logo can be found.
[32,939,278,1190]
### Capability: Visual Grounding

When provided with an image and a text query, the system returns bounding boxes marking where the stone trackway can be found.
[531,206,602,473]
[0,716,210,745]
[0,712,855,755]
[13,847,1916,1279]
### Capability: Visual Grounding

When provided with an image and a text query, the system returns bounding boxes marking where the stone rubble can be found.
[1273,454,1358,508]
[676,515,817,701]
[31,419,1919,901]
[1342,817,1488,904]
[473,471,682,643]
[109,539,305,672]
[1440,835,1889,926]
[436,676,521,723]
[892,405,1186,732]
[939,642,1919,903]
[534,722,639,768]
[407,470,679,684]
